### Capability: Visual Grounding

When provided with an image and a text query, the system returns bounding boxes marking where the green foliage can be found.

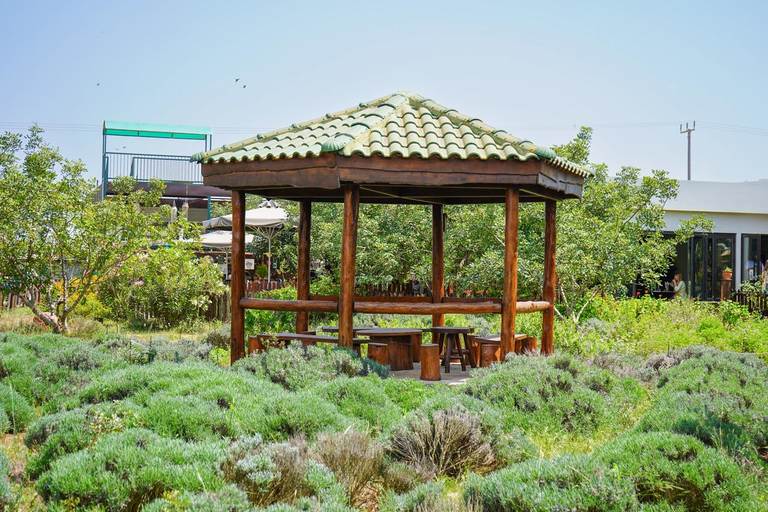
[233,343,384,391]
[378,481,458,512]
[0,381,37,433]
[37,428,225,511]
[315,377,401,434]
[462,354,645,439]
[99,240,227,329]
[464,454,639,511]
[0,126,170,333]
[244,287,298,335]
[4,329,768,510]
[597,432,760,509]
[637,347,768,464]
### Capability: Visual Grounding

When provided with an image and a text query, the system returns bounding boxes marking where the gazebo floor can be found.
[391,362,475,386]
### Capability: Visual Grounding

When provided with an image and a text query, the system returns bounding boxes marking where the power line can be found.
[3,119,768,137]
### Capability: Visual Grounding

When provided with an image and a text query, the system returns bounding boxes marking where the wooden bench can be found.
[473,334,535,366]
[248,333,370,355]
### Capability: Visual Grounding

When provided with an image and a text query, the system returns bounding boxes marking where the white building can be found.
[663,179,768,300]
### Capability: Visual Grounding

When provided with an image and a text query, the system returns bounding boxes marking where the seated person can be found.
[672,273,687,299]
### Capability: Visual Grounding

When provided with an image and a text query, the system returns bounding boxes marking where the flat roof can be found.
[665,179,768,215]
[104,120,212,140]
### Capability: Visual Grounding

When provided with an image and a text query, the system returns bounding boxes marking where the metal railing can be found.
[104,152,203,184]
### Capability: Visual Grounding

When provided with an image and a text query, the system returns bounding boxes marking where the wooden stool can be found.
[521,336,538,354]
[419,344,441,381]
[367,342,389,366]
[479,340,500,367]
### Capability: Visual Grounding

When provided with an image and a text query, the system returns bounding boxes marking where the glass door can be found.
[687,234,735,301]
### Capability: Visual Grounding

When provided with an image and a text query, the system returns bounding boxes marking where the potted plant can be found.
[722,267,733,281]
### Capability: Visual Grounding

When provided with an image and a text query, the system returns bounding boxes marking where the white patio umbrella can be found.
[200,230,255,249]
[202,200,291,282]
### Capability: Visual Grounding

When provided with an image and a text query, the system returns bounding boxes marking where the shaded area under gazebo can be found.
[193,92,590,364]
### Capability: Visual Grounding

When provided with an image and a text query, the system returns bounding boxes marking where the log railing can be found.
[239,296,550,315]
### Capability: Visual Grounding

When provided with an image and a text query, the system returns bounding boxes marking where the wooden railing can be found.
[731,291,768,316]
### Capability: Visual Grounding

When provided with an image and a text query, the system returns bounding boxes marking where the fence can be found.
[731,291,768,317]
[0,289,39,311]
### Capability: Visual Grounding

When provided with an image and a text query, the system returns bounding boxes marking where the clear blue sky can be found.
[2,0,767,182]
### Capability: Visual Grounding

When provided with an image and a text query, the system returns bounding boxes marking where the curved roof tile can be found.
[192,91,591,177]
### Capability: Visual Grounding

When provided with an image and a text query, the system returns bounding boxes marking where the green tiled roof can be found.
[193,92,590,177]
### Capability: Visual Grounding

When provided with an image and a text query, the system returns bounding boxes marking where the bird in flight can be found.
[243,85,246,89]
[235,78,240,82]
[97,83,100,86]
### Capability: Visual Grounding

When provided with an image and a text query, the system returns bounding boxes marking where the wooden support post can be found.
[542,200,557,355]
[230,190,247,364]
[500,189,519,357]
[338,185,360,348]
[296,200,311,333]
[432,204,445,327]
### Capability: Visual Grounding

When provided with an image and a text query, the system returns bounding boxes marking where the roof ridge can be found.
[321,92,410,152]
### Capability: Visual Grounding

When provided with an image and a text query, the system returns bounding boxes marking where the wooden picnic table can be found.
[356,328,423,371]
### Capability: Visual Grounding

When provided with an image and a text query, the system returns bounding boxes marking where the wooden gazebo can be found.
[193,92,590,363]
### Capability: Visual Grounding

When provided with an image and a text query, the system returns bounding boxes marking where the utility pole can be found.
[680,121,695,180]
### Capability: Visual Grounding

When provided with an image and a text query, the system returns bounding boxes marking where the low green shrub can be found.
[314,377,402,434]
[379,460,423,494]
[388,408,494,479]
[233,343,384,391]
[25,401,144,478]
[219,434,308,507]
[463,454,638,511]
[462,354,644,437]
[144,484,253,512]
[0,381,34,433]
[314,428,384,502]
[638,348,768,464]
[142,393,234,441]
[37,428,225,511]
[203,324,231,349]
[378,481,464,512]
[597,431,761,510]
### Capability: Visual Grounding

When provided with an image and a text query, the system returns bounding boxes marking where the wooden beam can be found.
[338,185,360,347]
[356,301,500,315]
[353,300,550,315]
[542,200,557,355]
[239,298,548,315]
[296,200,311,333]
[432,204,445,327]
[311,295,432,303]
[241,298,338,313]
[230,190,247,364]
[501,189,519,357]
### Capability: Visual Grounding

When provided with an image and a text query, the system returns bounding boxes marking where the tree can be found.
[0,127,169,333]
[546,128,712,322]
